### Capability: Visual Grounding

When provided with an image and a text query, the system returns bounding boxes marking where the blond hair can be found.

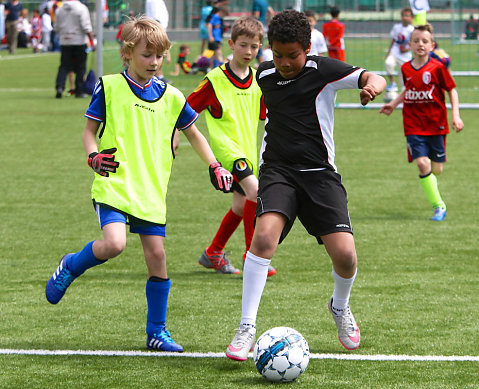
[120,16,171,65]
[230,16,264,42]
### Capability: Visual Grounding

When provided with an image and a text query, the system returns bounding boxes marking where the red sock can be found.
[207,208,242,255]
[243,199,257,254]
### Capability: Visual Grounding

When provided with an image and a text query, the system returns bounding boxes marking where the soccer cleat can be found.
[431,207,446,221]
[147,327,184,352]
[45,254,76,304]
[198,249,240,274]
[226,324,256,361]
[328,297,360,350]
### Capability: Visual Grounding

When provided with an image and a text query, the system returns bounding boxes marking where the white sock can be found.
[331,268,357,316]
[240,251,270,326]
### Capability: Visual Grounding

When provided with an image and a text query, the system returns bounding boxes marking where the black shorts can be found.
[231,158,254,195]
[256,164,353,244]
[208,41,220,51]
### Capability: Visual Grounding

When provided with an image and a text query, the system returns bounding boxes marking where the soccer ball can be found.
[253,327,310,383]
[383,90,398,103]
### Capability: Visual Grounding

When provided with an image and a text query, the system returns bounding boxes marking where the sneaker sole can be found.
[225,353,248,361]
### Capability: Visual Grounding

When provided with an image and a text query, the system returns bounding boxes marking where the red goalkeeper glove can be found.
[209,162,233,193]
[88,148,120,177]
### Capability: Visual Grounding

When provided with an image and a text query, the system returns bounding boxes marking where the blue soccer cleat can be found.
[147,327,184,352]
[45,254,76,304]
[431,207,447,221]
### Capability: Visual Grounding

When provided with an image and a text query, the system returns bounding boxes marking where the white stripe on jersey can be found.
[315,68,364,171]
[258,67,276,79]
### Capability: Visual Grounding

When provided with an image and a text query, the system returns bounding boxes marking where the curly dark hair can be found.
[267,10,311,50]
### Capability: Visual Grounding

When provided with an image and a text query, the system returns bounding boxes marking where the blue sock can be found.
[146,278,171,335]
[66,241,105,277]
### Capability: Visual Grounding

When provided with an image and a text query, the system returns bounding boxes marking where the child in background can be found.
[380,24,464,221]
[190,48,214,74]
[207,6,228,68]
[40,7,52,52]
[304,10,327,56]
[385,7,414,92]
[187,16,276,277]
[226,9,386,361]
[30,9,42,53]
[45,16,232,352]
[170,44,192,75]
[322,6,345,61]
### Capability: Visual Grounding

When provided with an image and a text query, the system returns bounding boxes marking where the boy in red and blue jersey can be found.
[381,24,464,221]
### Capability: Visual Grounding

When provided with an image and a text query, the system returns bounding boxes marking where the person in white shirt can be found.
[385,7,414,91]
[304,10,327,56]
[40,7,52,52]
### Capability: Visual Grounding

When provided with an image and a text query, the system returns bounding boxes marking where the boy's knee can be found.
[331,248,357,271]
[104,238,126,258]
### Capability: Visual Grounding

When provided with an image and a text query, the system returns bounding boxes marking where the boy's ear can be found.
[305,41,311,54]
[228,38,234,50]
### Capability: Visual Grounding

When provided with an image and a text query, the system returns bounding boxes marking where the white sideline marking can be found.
[1,349,478,362]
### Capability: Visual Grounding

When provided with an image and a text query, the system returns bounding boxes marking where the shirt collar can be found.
[123,69,154,90]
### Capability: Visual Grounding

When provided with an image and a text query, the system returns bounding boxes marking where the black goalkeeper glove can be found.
[88,148,120,177]
[209,162,233,193]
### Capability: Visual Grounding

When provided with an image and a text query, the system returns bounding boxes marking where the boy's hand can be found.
[88,148,120,177]
[379,104,394,116]
[452,116,464,132]
[209,162,233,193]
[360,85,379,106]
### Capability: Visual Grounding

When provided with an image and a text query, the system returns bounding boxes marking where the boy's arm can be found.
[379,89,405,116]
[182,124,233,193]
[359,71,387,106]
[82,118,119,176]
[447,88,464,132]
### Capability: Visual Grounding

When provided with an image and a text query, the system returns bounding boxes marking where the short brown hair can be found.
[413,23,434,36]
[230,16,264,42]
[120,16,171,65]
[401,7,413,17]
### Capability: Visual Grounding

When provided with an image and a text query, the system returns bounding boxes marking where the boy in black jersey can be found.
[226,10,386,361]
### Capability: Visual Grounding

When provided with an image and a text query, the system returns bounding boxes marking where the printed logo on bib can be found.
[235,160,248,171]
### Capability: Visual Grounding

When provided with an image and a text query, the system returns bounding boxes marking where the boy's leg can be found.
[226,212,285,361]
[200,200,242,274]
[141,234,183,352]
[416,157,446,220]
[45,221,125,304]
[322,232,360,350]
[238,174,276,277]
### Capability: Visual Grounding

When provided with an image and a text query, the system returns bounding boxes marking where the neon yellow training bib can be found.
[204,65,262,174]
[91,74,186,224]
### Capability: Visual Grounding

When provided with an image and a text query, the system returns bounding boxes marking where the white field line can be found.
[1,349,478,362]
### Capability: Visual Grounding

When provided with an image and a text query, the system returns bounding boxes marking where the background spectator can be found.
[5,0,23,54]
[54,0,95,98]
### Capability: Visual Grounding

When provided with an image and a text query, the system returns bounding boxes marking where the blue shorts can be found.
[95,204,166,236]
[406,135,447,163]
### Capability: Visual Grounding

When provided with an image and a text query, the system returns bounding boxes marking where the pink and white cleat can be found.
[225,324,256,361]
[328,297,360,350]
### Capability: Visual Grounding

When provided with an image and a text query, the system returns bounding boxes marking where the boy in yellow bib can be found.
[45,16,232,352]
[188,16,276,277]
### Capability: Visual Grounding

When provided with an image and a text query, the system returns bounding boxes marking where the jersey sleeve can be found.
[437,63,456,91]
[323,59,364,91]
[84,80,105,122]
[176,102,199,130]
[186,78,222,117]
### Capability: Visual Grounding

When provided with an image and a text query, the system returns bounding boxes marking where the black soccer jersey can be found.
[257,55,365,171]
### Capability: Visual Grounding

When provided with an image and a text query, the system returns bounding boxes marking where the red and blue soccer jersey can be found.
[401,58,456,136]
